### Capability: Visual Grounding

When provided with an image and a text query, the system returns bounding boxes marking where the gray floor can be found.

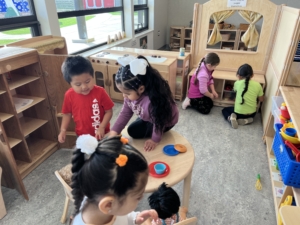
[1,102,276,225]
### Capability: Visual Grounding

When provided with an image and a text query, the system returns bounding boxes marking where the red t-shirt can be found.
[62,85,114,136]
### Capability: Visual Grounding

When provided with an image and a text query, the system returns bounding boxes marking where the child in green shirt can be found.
[222,64,264,129]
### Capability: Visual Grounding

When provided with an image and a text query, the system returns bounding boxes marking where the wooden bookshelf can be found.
[7,75,40,90]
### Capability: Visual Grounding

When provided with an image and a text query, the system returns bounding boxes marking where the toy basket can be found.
[273,124,300,188]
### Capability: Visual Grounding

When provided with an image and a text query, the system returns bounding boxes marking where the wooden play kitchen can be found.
[90,47,191,101]
[190,0,300,223]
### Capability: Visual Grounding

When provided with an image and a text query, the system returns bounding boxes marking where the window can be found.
[0,0,40,46]
[134,0,148,34]
[55,0,124,54]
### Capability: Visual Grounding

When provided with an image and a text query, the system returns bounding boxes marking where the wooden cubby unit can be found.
[0,47,58,200]
[187,69,265,107]
[170,26,193,52]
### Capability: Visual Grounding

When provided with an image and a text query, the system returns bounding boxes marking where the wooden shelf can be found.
[280,206,300,225]
[266,136,283,219]
[213,70,265,84]
[19,117,48,136]
[16,137,57,178]
[0,112,14,122]
[292,187,300,206]
[280,86,300,141]
[171,37,181,40]
[14,95,45,113]
[7,137,22,148]
[0,90,5,95]
[8,75,40,90]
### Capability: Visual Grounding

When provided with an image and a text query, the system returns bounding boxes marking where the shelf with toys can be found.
[265,86,300,224]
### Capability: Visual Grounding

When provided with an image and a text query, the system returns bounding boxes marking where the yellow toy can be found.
[255,174,262,190]
[277,195,293,225]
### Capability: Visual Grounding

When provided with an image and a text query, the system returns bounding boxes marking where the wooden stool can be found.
[0,167,7,219]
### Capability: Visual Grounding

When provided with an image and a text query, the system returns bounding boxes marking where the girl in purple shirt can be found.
[182,52,220,114]
[110,55,179,151]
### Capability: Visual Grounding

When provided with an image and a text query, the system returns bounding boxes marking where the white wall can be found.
[152,0,169,49]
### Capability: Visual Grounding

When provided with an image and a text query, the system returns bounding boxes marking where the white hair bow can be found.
[117,55,148,76]
[76,134,98,155]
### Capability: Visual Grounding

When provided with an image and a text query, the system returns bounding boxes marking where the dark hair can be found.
[148,182,180,220]
[193,52,220,85]
[237,64,253,105]
[61,55,94,84]
[71,136,148,217]
[115,55,175,133]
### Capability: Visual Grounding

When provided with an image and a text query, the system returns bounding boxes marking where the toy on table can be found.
[285,140,300,162]
[255,174,262,190]
[149,161,170,178]
[163,144,187,156]
[154,163,167,174]
[277,195,293,225]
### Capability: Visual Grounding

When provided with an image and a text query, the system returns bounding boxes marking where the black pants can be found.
[127,118,173,139]
[222,106,256,120]
[190,96,213,114]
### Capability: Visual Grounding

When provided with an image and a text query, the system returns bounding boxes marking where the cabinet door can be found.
[0,121,28,200]
[262,6,300,133]
[107,65,124,101]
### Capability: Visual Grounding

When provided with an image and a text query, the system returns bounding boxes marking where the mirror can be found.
[206,10,263,52]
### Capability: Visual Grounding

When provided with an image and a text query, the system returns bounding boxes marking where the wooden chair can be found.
[0,167,7,219]
[174,217,197,225]
[55,171,73,224]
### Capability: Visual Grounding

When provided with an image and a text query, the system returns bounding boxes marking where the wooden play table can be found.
[121,129,195,210]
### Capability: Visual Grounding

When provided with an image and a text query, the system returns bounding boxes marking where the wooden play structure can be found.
[190,0,300,223]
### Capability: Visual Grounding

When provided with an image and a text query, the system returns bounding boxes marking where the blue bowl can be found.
[154,163,166,175]
[285,128,297,137]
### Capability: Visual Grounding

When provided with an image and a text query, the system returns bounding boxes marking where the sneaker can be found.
[182,97,190,109]
[230,113,238,129]
[238,117,254,125]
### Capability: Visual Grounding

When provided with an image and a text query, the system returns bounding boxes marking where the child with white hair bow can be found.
[109,55,179,151]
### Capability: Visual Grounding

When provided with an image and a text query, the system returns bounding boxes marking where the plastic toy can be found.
[255,174,262,190]
[285,140,300,162]
[280,103,291,119]
[163,145,179,156]
[285,128,297,137]
[154,163,166,174]
[149,161,170,178]
[277,195,293,225]
[174,144,187,153]
[280,124,300,144]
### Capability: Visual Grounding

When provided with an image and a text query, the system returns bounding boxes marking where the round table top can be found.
[121,129,195,193]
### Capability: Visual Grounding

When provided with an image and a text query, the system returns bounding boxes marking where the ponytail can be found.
[193,58,205,85]
[241,76,250,105]
[237,64,253,105]
[71,148,85,216]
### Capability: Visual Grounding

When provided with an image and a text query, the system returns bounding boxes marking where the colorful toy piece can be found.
[163,145,179,156]
[174,144,187,153]
[149,161,170,178]
[285,140,300,162]
[255,174,262,190]
[154,163,166,174]
[277,195,293,225]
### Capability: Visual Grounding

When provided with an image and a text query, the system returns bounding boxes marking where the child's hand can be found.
[135,209,159,224]
[108,130,119,138]
[144,139,158,151]
[58,130,66,143]
[212,91,218,99]
[95,127,105,140]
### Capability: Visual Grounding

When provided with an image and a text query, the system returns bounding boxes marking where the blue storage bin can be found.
[273,124,300,188]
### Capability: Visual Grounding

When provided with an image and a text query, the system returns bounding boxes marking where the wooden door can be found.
[107,65,124,102]
[38,54,76,148]
[0,121,28,200]
[262,6,300,136]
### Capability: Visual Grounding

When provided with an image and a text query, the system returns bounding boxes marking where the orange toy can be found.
[174,144,187,153]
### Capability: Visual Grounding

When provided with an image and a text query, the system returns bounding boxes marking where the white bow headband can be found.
[117,55,148,76]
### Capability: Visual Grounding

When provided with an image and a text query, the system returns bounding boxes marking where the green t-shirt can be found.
[234,79,264,114]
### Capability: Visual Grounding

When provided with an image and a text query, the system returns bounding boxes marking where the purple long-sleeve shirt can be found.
[112,95,179,143]
[188,62,214,98]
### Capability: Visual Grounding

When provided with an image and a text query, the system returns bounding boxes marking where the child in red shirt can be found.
[58,56,114,143]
